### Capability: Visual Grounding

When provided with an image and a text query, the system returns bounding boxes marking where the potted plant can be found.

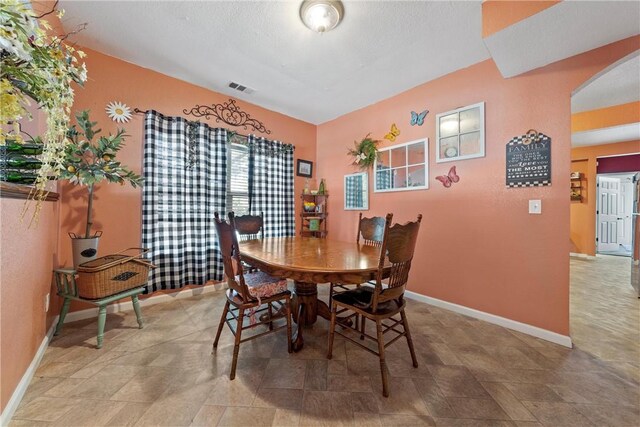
[59,110,142,267]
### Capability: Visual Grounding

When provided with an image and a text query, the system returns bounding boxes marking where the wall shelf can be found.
[300,193,328,237]
[570,173,584,202]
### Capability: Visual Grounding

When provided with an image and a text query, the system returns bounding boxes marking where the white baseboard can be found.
[0,319,58,426]
[570,252,596,260]
[63,282,225,324]
[405,291,573,348]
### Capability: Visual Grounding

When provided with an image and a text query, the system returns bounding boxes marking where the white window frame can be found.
[435,101,485,163]
[374,138,429,193]
[344,172,369,210]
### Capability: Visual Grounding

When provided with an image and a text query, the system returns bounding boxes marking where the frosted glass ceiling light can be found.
[300,0,344,33]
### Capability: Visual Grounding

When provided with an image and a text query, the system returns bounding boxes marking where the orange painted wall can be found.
[316,36,640,336]
[571,102,640,133]
[570,141,640,256]
[57,48,317,308]
[1,1,63,413]
[482,0,560,38]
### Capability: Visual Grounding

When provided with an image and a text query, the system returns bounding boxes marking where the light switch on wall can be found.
[529,199,542,214]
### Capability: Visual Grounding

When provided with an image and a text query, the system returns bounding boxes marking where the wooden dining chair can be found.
[328,213,392,329]
[327,214,422,397]
[213,212,292,380]
[233,212,264,242]
[232,212,264,273]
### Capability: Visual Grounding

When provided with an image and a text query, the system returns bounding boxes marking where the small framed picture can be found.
[297,159,313,177]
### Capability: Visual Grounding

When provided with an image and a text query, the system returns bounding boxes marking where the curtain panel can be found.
[142,111,227,292]
[248,135,295,238]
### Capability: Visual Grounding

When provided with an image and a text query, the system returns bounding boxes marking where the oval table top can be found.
[239,237,385,276]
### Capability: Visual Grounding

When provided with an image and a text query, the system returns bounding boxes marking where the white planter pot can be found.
[71,236,100,268]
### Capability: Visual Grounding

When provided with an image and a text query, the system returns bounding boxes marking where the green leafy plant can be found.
[1,1,88,218]
[59,110,142,238]
[347,134,380,170]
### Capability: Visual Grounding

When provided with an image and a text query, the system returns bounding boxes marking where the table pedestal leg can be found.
[291,281,318,351]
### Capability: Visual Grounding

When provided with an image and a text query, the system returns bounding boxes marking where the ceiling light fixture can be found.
[300,0,344,33]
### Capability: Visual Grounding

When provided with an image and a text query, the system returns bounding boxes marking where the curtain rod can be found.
[132,109,294,150]
[132,108,252,139]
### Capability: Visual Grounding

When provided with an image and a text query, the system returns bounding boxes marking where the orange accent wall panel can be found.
[571,102,640,133]
[317,35,639,337]
[571,140,640,256]
[482,1,561,38]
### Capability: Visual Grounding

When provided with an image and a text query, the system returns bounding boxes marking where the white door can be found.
[597,176,621,252]
[619,180,634,248]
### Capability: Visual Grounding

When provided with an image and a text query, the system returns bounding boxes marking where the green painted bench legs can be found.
[53,270,145,349]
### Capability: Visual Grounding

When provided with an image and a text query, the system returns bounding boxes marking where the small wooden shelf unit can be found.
[570,173,584,202]
[300,193,328,238]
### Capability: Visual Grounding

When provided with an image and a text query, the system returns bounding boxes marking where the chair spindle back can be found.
[233,212,264,242]
[214,212,252,302]
[372,214,422,310]
[357,213,391,247]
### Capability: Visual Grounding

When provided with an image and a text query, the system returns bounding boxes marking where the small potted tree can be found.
[60,110,142,267]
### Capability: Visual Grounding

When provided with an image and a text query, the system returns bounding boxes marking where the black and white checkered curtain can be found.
[142,111,227,292]
[248,135,295,237]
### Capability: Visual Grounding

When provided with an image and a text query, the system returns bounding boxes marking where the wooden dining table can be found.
[239,236,389,351]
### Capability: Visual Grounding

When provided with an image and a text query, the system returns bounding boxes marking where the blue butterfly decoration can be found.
[410,109,428,126]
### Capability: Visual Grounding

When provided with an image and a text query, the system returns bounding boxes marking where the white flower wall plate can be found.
[106,101,132,123]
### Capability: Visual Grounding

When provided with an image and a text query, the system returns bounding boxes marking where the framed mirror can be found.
[344,172,368,210]
[374,138,428,192]
[435,102,485,163]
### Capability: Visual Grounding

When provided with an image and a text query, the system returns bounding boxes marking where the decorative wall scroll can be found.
[183,98,272,134]
[506,130,551,187]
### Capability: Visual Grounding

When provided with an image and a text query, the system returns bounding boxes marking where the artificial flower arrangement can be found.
[59,110,142,239]
[347,134,380,170]
[303,201,316,212]
[1,1,88,218]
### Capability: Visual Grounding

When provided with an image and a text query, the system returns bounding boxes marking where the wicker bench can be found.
[53,269,144,349]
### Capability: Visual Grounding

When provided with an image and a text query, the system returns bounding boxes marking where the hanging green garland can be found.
[347,134,380,170]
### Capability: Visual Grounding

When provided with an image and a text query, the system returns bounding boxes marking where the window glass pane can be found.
[230,194,249,214]
[439,113,459,137]
[407,142,425,165]
[460,107,480,133]
[392,168,407,189]
[407,165,425,187]
[391,146,406,168]
[459,131,481,157]
[230,144,249,193]
[376,169,391,191]
[377,150,390,169]
[439,135,459,159]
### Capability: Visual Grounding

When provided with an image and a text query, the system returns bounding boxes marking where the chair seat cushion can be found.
[333,286,400,315]
[238,271,288,300]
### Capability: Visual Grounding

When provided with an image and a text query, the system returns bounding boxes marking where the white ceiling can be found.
[59,1,491,125]
[484,1,640,78]
[571,51,640,147]
[60,1,640,125]
[572,52,640,113]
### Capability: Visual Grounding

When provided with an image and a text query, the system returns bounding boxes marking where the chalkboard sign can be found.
[506,131,551,187]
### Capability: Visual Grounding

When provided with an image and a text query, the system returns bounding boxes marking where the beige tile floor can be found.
[10,257,640,426]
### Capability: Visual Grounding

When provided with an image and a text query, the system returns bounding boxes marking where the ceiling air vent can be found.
[228,81,255,95]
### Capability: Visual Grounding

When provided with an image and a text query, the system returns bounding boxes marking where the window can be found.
[435,102,485,163]
[374,138,428,192]
[227,140,249,214]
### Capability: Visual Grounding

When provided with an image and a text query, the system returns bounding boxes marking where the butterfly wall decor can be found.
[384,123,400,142]
[436,166,460,188]
[410,110,428,126]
